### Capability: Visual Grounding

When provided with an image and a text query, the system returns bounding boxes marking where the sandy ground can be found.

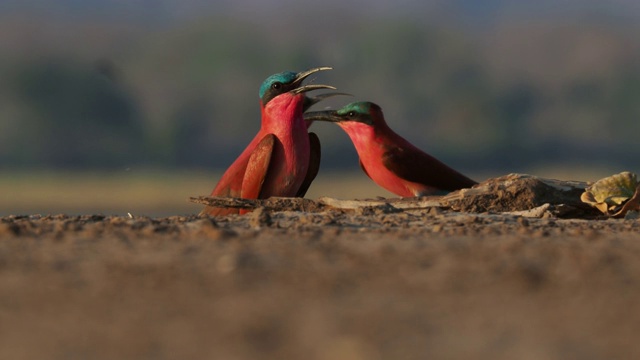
[1,208,640,360]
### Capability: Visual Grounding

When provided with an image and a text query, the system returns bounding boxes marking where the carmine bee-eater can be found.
[304,101,477,197]
[200,67,336,216]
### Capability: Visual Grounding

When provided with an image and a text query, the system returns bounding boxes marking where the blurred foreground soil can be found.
[1,209,640,360]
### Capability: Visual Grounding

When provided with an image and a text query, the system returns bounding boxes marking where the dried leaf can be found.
[580,192,610,214]
[612,184,640,218]
[581,172,640,216]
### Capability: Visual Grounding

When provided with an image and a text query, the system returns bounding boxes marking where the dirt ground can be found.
[1,208,640,360]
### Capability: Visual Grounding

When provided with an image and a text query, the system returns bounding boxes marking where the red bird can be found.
[200,67,335,216]
[304,101,477,197]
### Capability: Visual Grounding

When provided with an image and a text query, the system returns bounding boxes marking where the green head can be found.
[304,101,384,126]
[259,71,297,100]
[258,67,336,106]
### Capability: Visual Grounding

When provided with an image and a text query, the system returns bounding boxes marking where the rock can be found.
[443,173,599,218]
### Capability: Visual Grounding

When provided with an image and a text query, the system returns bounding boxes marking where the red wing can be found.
[296,132,321,197]
[199,164,247,216]
[241,134,275,200]
[382,146,477,192]
[210,167,244,198]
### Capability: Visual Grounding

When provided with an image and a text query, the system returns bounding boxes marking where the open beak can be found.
[303,92,353,112]
[291,66,336,94]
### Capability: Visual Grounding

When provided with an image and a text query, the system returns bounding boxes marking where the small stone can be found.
[249,207,272,228]
[517,217,530,227]
[0,222,21,236]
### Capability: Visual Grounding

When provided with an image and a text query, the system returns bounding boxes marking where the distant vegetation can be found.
[0,9,639,172]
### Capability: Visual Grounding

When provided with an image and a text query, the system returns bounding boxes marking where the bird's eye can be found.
[347,111,356,117]
[271,82,282,90]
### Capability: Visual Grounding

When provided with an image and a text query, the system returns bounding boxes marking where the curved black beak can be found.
[303,110,341,123]
[291,66,336,94]
[293,66,332,85]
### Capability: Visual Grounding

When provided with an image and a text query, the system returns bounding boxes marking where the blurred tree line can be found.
[0,13,639,171]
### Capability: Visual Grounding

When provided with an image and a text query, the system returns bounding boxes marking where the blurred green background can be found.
[1,0,639,215]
